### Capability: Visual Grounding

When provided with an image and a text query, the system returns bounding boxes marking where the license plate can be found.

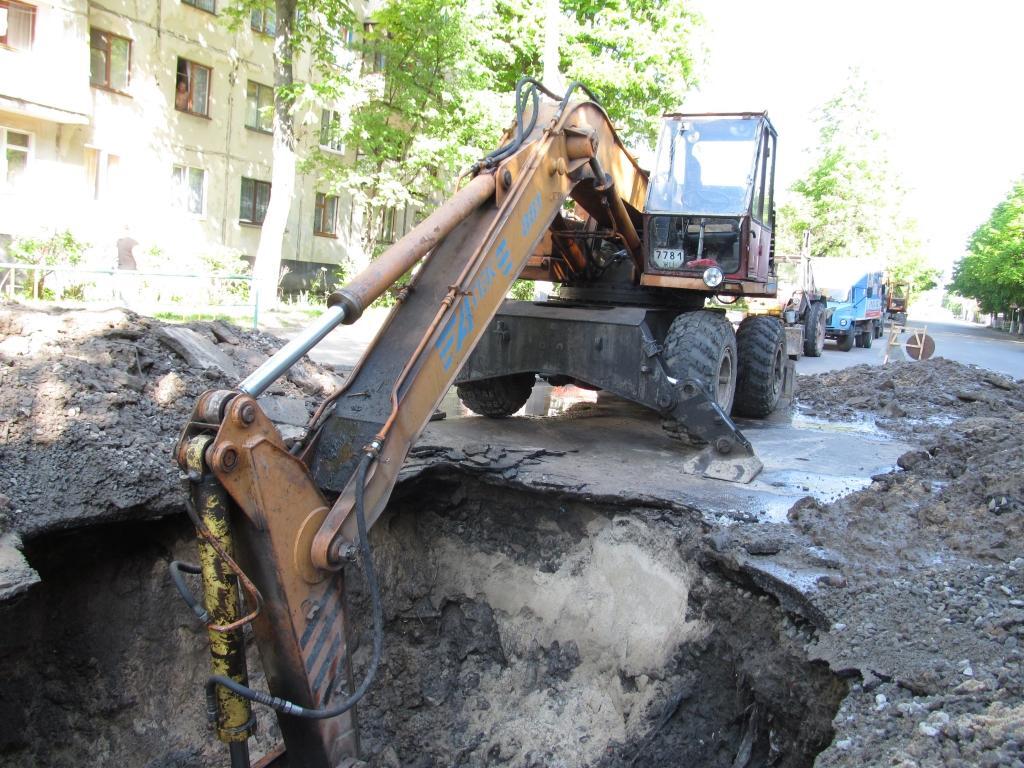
[652,248,685,269]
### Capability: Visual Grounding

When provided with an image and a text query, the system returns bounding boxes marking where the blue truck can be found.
[812,259,886,351]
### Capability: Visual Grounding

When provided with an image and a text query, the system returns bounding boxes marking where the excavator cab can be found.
[641,113,777,297]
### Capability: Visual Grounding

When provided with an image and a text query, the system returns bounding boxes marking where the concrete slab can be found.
[416,392,909,524]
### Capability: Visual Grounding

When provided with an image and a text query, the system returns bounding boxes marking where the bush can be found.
[8,230,91,299]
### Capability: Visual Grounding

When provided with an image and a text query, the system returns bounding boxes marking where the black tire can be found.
[862,328,874,348]
[837,332,855,352]
[456,373,535,417]
[803,302,826,357]
[873,320,884,339]
[733,316,786,418]
[661,310,737,443]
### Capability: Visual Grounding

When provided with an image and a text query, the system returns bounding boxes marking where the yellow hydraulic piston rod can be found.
[184,436,254,767]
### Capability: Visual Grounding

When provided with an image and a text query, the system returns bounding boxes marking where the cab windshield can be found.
[646,117,759,216]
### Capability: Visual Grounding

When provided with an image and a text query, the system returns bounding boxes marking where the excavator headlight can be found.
[702,266,724,288]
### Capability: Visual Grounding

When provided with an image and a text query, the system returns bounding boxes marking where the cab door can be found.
[747,125,776,280]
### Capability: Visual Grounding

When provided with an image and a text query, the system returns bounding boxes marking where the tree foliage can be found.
[779,76,937,292]
[950,179,1024,313]
[483,0,700,145]
[312,0,509,256]
[230,0,702,307]
[312,0,702,257]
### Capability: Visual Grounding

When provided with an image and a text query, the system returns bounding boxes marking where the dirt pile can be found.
[0,304,339,542]
[796,358,1024,440]
[771,358,1024,767]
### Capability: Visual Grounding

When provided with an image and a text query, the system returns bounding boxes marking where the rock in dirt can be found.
[155,325,241,379]
[0,533,39,600]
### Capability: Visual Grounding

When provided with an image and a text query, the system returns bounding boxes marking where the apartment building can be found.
[0,0,371,287]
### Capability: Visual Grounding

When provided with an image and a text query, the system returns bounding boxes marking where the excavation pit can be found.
[0,471,847,767]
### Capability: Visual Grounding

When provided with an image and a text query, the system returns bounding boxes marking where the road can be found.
[796,315,1024,379]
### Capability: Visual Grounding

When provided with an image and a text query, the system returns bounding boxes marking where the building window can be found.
[89,29,131,92]
[84,147,121,200]
[0,0,36,50]
[175,58,210,117]
[319,109,343,152]
[250,6,275,35]
[245,81,273,133]
[240,177,271,225]
[172,164,205,215]
[1,127,31,187]
[181,0,215,14]
[314,193,338,237]
[363,22,386,73]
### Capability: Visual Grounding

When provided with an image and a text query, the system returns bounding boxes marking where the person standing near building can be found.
[115,228,138,306]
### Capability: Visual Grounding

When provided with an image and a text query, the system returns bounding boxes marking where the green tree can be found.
[779,75,933,290]
[227,0,357,314]
[483,0,701,145]
[312,0,509,258]
[950,178,1024,314]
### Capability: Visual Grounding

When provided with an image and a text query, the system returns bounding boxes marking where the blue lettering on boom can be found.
[435,191,544,371]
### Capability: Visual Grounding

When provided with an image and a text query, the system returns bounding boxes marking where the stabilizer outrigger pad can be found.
[668,377,763,484]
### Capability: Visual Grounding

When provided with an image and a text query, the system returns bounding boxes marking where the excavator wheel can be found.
[660,310,737,444]
[803,302,826,358]
[733,315,786,418]
[456,373,535,418]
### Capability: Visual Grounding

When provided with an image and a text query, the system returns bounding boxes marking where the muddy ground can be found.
[1,303,1023,768]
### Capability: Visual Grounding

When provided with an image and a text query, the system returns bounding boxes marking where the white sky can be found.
[686,0,1024,272]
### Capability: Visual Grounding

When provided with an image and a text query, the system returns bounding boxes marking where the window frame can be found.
[181,0,215,15]
[1,125,32,188]
[0,0,36,50]
[245,80,274,134]
[171,163,207,217]
[175,57,212,118]
[319,109,343,152]
[250,6,275,36]
[313,192,339,237]
[239,176,272,225]
[89,28,132,94]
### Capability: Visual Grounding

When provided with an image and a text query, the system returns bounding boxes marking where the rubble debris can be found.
[0,304,326,538]
[797,358,1024,439]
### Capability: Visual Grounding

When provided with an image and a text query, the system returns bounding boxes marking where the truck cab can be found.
[641,113,778,298]
[813,259,885,351]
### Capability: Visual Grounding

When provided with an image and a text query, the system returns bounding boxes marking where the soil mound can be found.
[796,358,1024,439]
[0,303,338,540]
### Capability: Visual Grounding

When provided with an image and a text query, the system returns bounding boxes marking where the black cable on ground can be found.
[169,560,210,624]
[205,450,384,720]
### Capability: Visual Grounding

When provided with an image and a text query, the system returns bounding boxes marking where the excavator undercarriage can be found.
[172,79,781,766]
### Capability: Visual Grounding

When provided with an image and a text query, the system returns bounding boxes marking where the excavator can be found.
[172,78,782,767]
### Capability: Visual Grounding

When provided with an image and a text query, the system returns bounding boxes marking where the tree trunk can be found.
[252,0,298,319]
[542,0,563,91]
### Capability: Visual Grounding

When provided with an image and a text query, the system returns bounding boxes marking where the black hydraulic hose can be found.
[205,451,383,720]
[229,741,250,768]
[169,560,210,624]
[482,77,541,166]
[476,77,604,173]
